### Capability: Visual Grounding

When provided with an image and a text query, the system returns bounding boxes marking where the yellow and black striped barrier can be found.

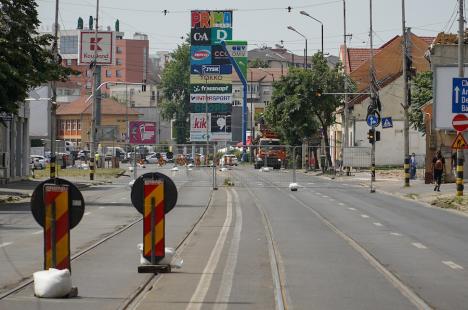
[456,157,464,196]
[50,156,56,179]
[404,157,410,187]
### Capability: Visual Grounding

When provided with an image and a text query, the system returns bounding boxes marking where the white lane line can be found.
[390,232,402,236]
[412,242,427,249]
[373,222,383,227]
[348,207,356,211]
[338,203,345,206]
[99,207,106,209]
[361,214,370,218]
[322,195,329,198]
[442,261,464,270]
[307,183,315,185]
[215,189,243,310]
[84,212,91,216]
[32,230,43,235]
[120,197,126,200]
[0,242,13,248]
[329,198,335,201]
[187,189,233,310]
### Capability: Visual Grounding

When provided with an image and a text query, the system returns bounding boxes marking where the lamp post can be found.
[287,26,308,68]
[300,11,324,55]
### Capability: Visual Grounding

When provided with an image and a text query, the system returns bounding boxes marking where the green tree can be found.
[248,58,270,68]
[0,0,75,114]
[265,53,349,165]
[409,71,432,134]
[160,43,190,144]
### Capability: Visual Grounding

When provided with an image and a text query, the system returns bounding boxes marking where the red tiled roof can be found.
[57,97,140,115]
[419,36,435,45]
[232,68,288,82]
[347,48,378,73]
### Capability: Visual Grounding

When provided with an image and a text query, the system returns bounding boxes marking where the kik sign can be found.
[452,78,468,113]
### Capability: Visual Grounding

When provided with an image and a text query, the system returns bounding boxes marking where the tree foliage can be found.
[409,71,432,134]
[265,53,350,165]
[160,42,190,144]
[248,58,270,68]
[0,0,75,114]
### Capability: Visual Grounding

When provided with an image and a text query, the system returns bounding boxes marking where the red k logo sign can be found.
[90,37,103,51]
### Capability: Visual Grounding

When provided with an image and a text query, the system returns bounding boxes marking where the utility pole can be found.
[342,0,350,175]
[90,0,100,180]
[457,0,465,196]
[50,0,59,179]
[205,78,209,166]
[402,0,411,187]
[369,0,376,191]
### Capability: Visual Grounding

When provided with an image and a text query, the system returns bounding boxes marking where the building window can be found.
[86,70,92,78]
[106,70,112,77]
[264,101,270,106]
[66,120,71,132]
[72,120,77,131]
[116,70,122,77]
[116,58,122,65]
[59,35,78,54]
[77,120,81,131]
[86,82,92,89]
[66,59,73,66]
[116,46,123,54]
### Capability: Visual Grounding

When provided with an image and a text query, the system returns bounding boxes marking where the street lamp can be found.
[287,26,308,68]
[300,11,324,55]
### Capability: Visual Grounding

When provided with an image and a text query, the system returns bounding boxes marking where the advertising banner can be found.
[211,113,231,133]
[190,28,211,45]
[79,31,116,65]
[190,64,232,75]
[190,113,210,132]
[129,121,156,144]
[190,46,212,65]
[211,44,231,65]
[191,103,232,113]
[211,28,233,44]
[190,74,232,84]
[191,84,232,94]
[226,40,248,79]
[190,94,232,104]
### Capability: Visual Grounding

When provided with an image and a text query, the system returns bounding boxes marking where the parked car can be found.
[77,150,90,161]
[145,152,168,164]
[30,155,46,169]
[220,154,238,166]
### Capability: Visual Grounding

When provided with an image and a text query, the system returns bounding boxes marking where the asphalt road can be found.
[2,164,468,309]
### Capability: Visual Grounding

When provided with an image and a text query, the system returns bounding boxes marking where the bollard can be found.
[457,156,464,196]
[404,157,410,187]
[50,156,56,179]
[89,158,95,181]
[43,184,70,270]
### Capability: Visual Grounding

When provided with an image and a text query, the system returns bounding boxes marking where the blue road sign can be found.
[367,114,379,127]
[381,117,393,129]
[452,78,468,113]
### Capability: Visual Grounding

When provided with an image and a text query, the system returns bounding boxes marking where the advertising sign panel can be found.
[211,28,232,44]
[211,44,231,65]
[190,28,211,45]
[190,46,212,65]
[79,31,115,65]
[226,40,248,79]
[191,84,232,94]
[190,74,232,84]
[211,113,231,133]
[190,65,232,75]
[191,11,232,29]
[190,113,210,132]
[190,94,232,104]
[129,121,156,144]
[191,103,232,113]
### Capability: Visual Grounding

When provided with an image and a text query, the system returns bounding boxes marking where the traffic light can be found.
[375,131,381,142]
[368,129,374,144]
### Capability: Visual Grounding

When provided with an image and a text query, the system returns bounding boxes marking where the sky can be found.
[36,0,459,56]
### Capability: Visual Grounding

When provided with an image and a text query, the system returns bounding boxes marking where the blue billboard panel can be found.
[190,46,211,65]
[190,64,232,75]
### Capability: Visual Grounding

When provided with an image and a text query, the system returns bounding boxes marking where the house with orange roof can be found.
[332,33,433,166]
[56,97,140,149]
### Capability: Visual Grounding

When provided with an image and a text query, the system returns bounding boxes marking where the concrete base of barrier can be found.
[138,264,171,274]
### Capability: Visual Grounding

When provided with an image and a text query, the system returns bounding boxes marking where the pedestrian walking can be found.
[410,153,417,179]
[432,150,445,191]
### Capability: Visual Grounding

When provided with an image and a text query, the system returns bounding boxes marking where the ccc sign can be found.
[211,45,230,65]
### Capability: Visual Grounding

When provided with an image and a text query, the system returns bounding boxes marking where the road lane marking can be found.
[373,222,383,227]
[329,198,335,201]
[0,242,13,248]
[215,189,243,309]
[412,242,427,249]
[120,197,126,200]
[442,261,464,270]
[348,207,356,211]
[32,230,43,235]
[361,214,370,218]
[187,189,233,310]
[288,194,432,310]
[99,207,106,209]
[390,232,402,236]
[84,212,91,216]
[322,195,329,198]
[338,203,345,206]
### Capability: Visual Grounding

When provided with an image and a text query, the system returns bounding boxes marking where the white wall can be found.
[28,86,50,138]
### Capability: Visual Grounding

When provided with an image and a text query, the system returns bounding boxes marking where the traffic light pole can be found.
[370,126,376,192]
[457,0,465,196]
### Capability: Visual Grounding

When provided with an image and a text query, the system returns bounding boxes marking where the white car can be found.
[30,155,46,169]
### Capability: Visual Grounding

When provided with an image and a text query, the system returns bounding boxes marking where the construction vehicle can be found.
[253,126,286,170]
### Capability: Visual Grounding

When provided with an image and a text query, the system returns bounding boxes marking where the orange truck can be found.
[253,128,286,170]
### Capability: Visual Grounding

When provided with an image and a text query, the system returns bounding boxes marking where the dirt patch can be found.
[431,195,468,212]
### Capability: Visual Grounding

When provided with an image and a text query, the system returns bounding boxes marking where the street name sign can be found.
[452,77,468,113]
[452,114,468,131]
